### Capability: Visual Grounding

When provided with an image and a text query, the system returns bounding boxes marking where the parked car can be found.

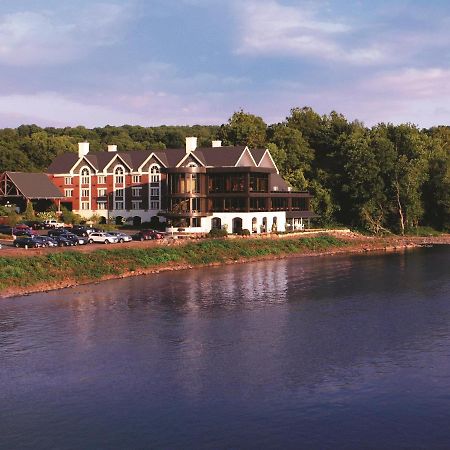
[24,220,45,230]
[88,232,119,244]
[71,226,97,237]
[14,223,34,232]
[106,231,133,243]
[33,236,58,247]
[64,232,87,245]
[0,225,13,235]
[13,236,44,248]
[47,229,70,237]
[43,219,65,229]
[51,235,75,247]
[133,229,165,241]
[13,228,36,237]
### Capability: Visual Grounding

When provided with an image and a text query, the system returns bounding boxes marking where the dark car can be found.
[0,225,13,235]
[13,229,35,237]
[33,236,58,247]
[24,220,45,230]
[51,235,75,247]
[133,229,165,241]
[64,232,87,245]
[13,236,44,248]
[47,228,70,237]
[71,226,96,237]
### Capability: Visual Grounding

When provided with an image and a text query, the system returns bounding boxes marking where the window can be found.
[64,177,72,185]
[132,175,141,183]
[115,188,124,198]
[81,201,90,210]
[150,165,160,183]
[150,201,160,210]
[97,188,107,197]
[64,189,73,197]
[114,201,124,210]
[132,187,142,197]
[187,162,197,168]
[114,166,124,184]
[98,175,106,184]
[191,217,201,227]
[97,202,106,210]
[131,200,142,210]
[150,187,159,197]
[81,188,90,197]
[81,168,90,184]
[191,197,201,212]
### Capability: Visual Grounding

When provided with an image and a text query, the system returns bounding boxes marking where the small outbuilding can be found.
[0,171,64,212]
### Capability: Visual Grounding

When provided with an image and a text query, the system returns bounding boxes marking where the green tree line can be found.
[0,107,449,233]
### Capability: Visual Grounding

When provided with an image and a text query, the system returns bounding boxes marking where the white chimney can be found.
[185,136,198,154]
[212,140,222,148]
[107,145,117,152]
[78,142,89,158]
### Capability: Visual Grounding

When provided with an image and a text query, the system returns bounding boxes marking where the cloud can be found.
[363,68,450,98]
[0,3,130,66]
[0,90,234,128]
[0,92,143,127]
[234,0,395,65]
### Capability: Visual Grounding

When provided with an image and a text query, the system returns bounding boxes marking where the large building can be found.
[46,137,316,233]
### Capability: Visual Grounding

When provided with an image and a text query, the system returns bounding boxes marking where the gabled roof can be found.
[249,148,266,165]
[195,146,247,167]
[5,172,63,198]
[45,145,276,173]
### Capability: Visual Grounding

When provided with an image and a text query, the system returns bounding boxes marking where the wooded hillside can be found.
[1,107,448,232]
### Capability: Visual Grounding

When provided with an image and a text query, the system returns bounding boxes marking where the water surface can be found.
[1,247,450,449]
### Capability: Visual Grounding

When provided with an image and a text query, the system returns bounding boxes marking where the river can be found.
[1,246,450,449]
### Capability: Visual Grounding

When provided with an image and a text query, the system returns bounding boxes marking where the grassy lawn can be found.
[0,235,348,292]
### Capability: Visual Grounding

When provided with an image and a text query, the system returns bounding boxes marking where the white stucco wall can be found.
[166,211,286,234]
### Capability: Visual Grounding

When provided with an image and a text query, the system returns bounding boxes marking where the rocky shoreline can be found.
[1,232,449,299]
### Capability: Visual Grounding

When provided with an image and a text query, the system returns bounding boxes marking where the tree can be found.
[23,201,35,220]
[221,110,267,148]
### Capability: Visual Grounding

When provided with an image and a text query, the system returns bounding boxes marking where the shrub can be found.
[209,228,228,238]
[239,228,251,236]
[23,202,35,220]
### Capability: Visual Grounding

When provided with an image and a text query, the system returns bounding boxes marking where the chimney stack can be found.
[185,136,198,154]
[107,145,117,152]
[78,142,89,158]
[212,140,222,148]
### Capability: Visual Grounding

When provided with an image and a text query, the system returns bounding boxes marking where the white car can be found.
[44,219,65,228]
[106,231,133,243]
[87,232,119,244]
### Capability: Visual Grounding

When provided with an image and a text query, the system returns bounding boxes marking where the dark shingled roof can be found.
[45,145,276,172]
[47,152,79,174]
[250,148,266,165]
[195,146,247,167]
[6,172,63,198]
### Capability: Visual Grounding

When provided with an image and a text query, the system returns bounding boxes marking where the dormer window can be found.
[114,166,124,184]
[81,168,90,184]
[150,165,160,183]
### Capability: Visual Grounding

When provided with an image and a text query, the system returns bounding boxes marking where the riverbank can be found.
[1,232,449,298]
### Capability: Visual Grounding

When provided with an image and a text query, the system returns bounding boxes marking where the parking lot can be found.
[0,227,178,256]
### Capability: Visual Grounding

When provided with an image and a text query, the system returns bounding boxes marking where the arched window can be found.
[187,162,197,168]
[150,165,160,183]
[252,217,258,233]
[81,167,90,184]
[114,166,124,184]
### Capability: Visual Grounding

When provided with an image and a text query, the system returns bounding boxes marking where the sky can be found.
[0,0,449,128]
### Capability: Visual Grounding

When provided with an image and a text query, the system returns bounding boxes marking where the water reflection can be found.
[1,247,450,449]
